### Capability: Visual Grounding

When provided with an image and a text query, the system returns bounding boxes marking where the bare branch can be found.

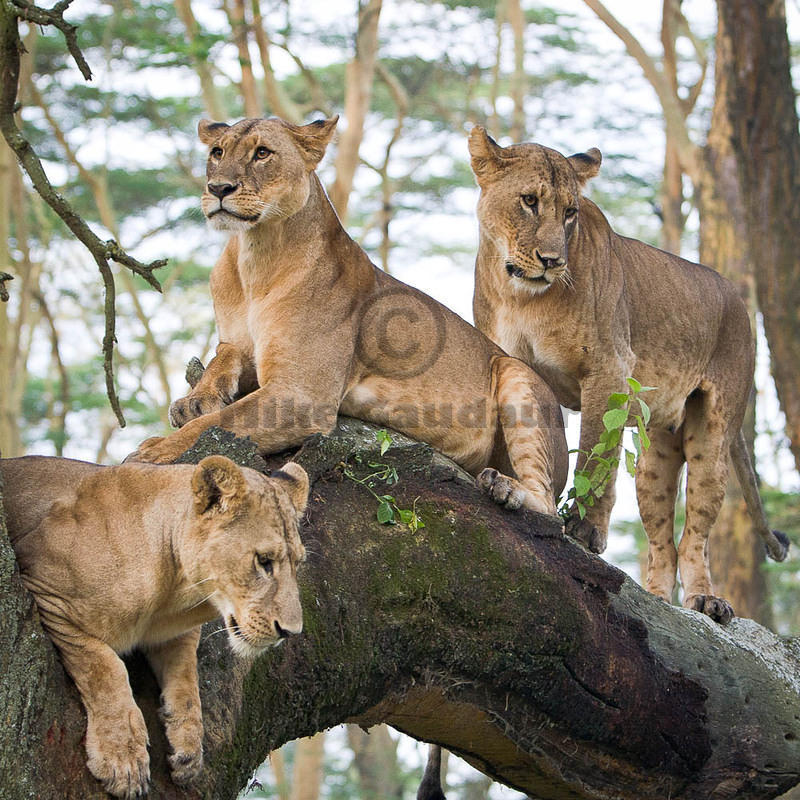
[10,0,91,80]
[0,2,168,425]
[582,0,703,185]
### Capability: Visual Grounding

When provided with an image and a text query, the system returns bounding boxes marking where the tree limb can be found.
[2,420,799,799]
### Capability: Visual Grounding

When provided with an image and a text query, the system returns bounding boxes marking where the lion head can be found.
[197,116,339,231]
[468,126,601,295]
[187,456,309,657]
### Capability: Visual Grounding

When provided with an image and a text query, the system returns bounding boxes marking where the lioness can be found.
[127,116,568,519]
[468,126,789,623]
[0,454,308,798]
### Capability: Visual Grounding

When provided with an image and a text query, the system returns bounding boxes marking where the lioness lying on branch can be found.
[0,454,308,799]
[468,127,789,623]
[127,116,568,521]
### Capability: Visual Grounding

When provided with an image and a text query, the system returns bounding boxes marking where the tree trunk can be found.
[226,0,261,118]
[699,7,769,625]
[1,420,799,799]
[328,0,382,221]
[506,0,526,143]
[347,724,403,800]
[289,734,325,800]
[715,0,800,474]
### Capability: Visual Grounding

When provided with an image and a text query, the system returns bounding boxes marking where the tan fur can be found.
[468,126,788,623]
[1,455,308,798]
[127,117,568,518]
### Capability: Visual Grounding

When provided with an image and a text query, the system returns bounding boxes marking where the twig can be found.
[10,0,91,80]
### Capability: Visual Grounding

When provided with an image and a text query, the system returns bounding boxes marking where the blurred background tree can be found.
[1,1,798,797]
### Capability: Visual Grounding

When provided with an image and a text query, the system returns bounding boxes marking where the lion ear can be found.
[192,456,247,515]
[568,148,602,188]
[271,462,310,515]
[198,119,230,146]
[468,126,511,185]
[286,116,339,169]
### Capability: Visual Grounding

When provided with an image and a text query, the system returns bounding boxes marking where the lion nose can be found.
[207,181,238,199]
[536,251,565,270]
[274,621,301,639]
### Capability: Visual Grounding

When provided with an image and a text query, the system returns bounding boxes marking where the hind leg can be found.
[635,427,684,602]
[483,357,567,516]
[679,389,735,623]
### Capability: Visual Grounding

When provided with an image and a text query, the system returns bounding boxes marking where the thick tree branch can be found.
[2,421,799,799]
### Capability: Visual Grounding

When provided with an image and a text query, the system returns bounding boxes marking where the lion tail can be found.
[730,429,790,562]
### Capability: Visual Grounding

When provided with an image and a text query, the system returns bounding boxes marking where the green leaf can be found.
[632,430,642,457]
[607,392,629,409]
[377,501,395,524]
[637,419,651,451]
[577,500,587,519]
[638,397,651,426]
[398,509,414,524]
[602,407,628,431]
[376,429,393,456]
[625,448,636,477]
[573,473,592,497]
[606,428,622,449]
[627,376,642,393]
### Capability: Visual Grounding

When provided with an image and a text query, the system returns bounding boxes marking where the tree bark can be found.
[715,0,800,474]
[700,7,769,626]
[1,421,799,799]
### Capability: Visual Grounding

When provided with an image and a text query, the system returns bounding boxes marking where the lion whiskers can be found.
[557,268,575,291]
[188,589,218,612]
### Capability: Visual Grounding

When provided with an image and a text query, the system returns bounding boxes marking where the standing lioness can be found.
[1,454,308,798]
[468,127,788,623]
[128,116,567,519]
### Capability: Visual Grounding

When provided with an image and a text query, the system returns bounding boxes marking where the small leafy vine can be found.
[559,377,654,521]
[343,430,425,532]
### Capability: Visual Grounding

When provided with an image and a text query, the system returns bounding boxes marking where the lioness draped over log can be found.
[127,116,568,520]
[0,455,308,798]
[468,127,789,623]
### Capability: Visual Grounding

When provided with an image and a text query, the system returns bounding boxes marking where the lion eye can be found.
[254,146,272,161]
[565,207,578,221]
[521,194,538,212]
[210,146,223,159]
[256,554,274,575]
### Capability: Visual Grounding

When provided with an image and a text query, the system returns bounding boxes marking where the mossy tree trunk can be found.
[1,421,800,800]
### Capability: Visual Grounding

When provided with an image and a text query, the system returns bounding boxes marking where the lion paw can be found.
[162,707,204,786]
[86,712,150,798]
[476,468,525,511]
[168,747,203,786]
[169,393,225,429]
[565,512,607,554]
[687,594,735,625]
[123,436,169,464]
